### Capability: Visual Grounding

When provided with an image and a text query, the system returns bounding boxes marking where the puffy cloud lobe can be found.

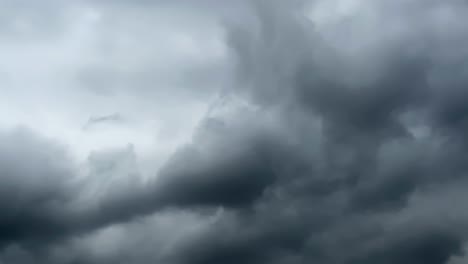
[0,129,76,248]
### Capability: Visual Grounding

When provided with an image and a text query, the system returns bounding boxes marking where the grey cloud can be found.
[3,0,468,264]
[83,113,126,129]
[0,128,77,247]
[158,0,468,263]
[0,113,279,252]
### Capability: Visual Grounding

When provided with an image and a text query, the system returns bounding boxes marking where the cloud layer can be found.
[2,0,468,263]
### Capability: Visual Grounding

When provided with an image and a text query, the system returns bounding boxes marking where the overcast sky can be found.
[1,0,468,263]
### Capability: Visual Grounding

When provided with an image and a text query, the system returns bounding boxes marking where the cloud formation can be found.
[2,0,468,263]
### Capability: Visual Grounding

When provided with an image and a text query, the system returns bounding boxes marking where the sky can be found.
[1,0,468,263]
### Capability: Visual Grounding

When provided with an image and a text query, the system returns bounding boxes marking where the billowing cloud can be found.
[2,0,468,263]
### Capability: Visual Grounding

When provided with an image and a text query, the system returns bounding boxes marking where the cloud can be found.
[83,113,126,129]
[0,128,77,248]
[2,0,468,264]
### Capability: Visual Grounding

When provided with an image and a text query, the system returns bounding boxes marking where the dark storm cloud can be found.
[159,0,468,264]
[0,128,76,247]
[76,114,282,231]
[0,115,279,251]
[3,0,468,264]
